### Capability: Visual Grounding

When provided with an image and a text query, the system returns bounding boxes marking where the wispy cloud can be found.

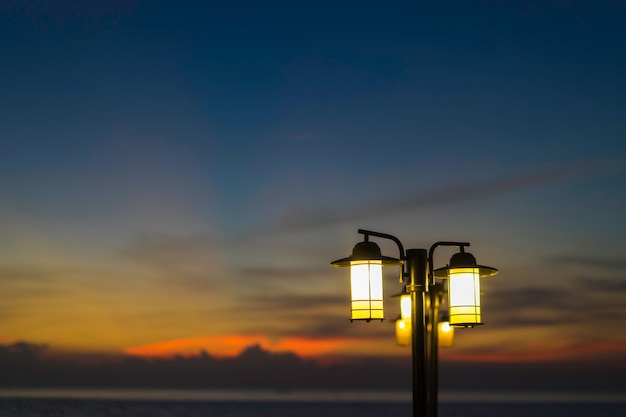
[545,255,626,271]
[239,266,330,281]
[240,294,344,313]
[249,161,623,236]
[121,233,224,292]
[486,276,626,329]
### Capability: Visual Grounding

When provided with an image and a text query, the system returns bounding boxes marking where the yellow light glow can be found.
[395,318,411,346]
[448,267,481,326]
[396,319,454,348]
[400,293,411,319]
[349,260,384,320]
[438,321,455,348]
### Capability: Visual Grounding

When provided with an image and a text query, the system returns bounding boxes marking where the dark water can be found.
[0,390,624,417]
[1,399,625,417]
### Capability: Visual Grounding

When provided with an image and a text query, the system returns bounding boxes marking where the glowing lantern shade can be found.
[396,318,411,346]
[448,266,482,326]
[399,292,411,320]
[434,249,498,327]
[438,321,454,348]
[331,240,402,322]
[350,260,384,320]
[392,289,412,345]
[397,319,454,348]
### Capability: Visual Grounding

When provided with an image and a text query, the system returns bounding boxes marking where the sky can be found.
[1,0,625,390]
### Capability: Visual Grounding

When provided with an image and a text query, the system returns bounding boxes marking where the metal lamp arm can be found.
[358,229,407,282]
[427,241,469,286]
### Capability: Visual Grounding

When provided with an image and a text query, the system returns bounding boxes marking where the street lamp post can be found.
[331,229,498,417]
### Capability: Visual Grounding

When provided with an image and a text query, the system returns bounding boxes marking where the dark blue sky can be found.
[1,0,625,378]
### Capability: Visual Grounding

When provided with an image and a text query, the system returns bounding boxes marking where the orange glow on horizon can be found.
[273,337,357,357]
[123,334,374,359]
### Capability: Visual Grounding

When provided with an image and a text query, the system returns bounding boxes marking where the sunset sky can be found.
[1,0,625,383]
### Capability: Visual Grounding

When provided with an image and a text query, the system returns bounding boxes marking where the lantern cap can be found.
[330,241,403,267]
[433,249,498,278]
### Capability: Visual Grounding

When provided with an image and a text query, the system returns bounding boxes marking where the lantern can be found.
[350,260,384,320]
[395,318,411,346]
[393,289,412,345]
[434,248,498,327]
[438,320,454,348]
[399,291,411,320]
[331,240,402,321]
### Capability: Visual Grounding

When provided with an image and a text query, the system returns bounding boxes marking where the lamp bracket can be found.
[358,229,405,257]
[428,241,470,286]
[358,229,407,283]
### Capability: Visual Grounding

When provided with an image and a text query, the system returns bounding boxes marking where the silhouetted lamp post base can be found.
[331,229,498,417]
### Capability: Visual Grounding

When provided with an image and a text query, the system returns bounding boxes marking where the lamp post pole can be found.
[426,242,471,417]
[406,249,428,417]
[428,283,446,417]
[331,229,498,417]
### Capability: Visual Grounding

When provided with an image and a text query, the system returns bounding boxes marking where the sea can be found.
[0,389,624,417]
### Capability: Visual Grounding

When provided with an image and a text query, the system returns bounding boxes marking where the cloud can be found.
[123,334,370,359]
[485,271,626,330]
[3,340,625,392]
[249,161,622,236]
[487,286,568,312]
[0,341,413,389]
[575,276,626,293]
[441,339,626,363]
[439,343,626,392]
[545,255,626,271]
[0,263,123,301]
[121,233,225,292]
[0,264,96,283]
[241,293,345,312]
[239,266,330,281]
